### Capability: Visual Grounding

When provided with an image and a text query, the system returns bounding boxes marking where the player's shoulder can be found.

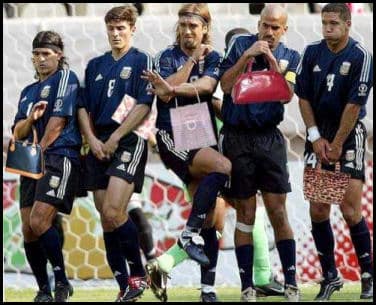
[155,45,176,61]
[56,68,79,83]
[22,81,39,94]
[229,33,256,49]
[279,42,300,59]
[131,47,153,61]
[303,40,324,55]
[86,51,111,69]
[352,39,372,60]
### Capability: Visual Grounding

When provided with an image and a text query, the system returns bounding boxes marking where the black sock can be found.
[39,226,68,285]
[349,217,373,276]
[276,239,297,287]
[116,219,145,277]
[311,220,338,279]
[235,244,253,291]
[129,208,156,260]
[24,240,51,293]
[103,231,128,290]
[200,227,219,286]
[187,172,228,229]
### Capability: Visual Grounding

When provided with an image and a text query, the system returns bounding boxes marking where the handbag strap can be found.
[10,125,38,146]
[246,59,254,73]
[174,83,201,108]
[316,160,341,172]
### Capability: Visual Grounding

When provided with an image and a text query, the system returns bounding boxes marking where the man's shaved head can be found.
[260,4,288,27]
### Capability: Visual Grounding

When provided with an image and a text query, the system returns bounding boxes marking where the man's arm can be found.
[299,98,331,163]
[77,107,107,160]
[220,52,251,94]
[39,117,66,152]
[13,101,48,140]
[328,103,361,162]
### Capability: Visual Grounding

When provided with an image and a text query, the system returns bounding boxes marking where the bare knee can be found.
[102,206,127,231]
[235,201,255,225]
[310,202,331,222]
[216,157,232,176]
[341,205,362,226]
[22,222,38,242]
[29,214,52,237]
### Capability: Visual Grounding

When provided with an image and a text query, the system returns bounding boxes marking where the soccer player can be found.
[12,30,81,302]
[142,3,231,302]
[295,3,373,300]
[219,4,301,301]
[77,5,153,302]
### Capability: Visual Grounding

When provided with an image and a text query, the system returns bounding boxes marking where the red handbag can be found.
[231,60,291,104]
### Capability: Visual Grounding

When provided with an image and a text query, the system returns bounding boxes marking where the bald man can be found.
[219,5,301,301]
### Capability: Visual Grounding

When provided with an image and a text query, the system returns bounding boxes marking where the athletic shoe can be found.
[33,290,53,302]
[145,259,168,302]
[255,275,284,297]
[314,276,343,301]
[178,234,209,266]
[284,284,300,302]
[54,281,74,302]
[240,286,257,302]
[200,291,219,302]
[360,272,373,299]
[118,275,149,302]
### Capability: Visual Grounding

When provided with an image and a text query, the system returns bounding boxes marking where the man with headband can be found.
[143,3,231,302]
[11,30,82,302]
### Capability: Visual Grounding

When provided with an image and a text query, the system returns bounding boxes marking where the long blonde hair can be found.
[175,3,212,45]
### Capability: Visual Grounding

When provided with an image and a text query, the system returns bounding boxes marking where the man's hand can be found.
[327,141,343,164]
[312,138,332,164]
[103,132,121,158]
[243,40,270,59]
[142,70,174,100]
[192,44,213,61]
[30,101,48,121]
[87,135,107,160]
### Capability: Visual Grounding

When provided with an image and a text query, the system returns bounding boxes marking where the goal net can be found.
[3,4,373,288]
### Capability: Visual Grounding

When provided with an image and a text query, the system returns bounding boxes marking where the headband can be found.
[32,42,62,53]
[178,12,208,25]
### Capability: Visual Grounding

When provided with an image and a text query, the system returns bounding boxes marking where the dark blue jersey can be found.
[12,69,82,162]
[295,38,373,133]
[220,34,300,129]
[83,47,154,138]
[154,45,221,132]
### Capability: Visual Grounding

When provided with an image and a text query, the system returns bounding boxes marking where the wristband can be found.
[307,126,321,143]
[188,56,197,65]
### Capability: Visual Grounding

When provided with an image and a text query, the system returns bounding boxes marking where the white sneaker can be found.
[241,286,257,302]
[284,284,300,302]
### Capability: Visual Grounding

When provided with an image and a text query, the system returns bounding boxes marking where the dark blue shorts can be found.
[83,132,147,193]
[20,154,79,214]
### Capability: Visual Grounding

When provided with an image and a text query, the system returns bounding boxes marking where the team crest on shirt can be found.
[40,85,51,98]
[345,150,355,161]
[53,98,63,112]
[279,59,289,73]
[120,67,132,79]
[120,151,132,163]
[49,176,60,188]
[339,61,351,75]
[358,84,368,96]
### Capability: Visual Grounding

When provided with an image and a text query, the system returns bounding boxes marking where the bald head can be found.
[258,4,288,50]
[260,4,288,26]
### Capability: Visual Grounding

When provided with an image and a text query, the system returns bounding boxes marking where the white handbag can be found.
[170,84,217,152]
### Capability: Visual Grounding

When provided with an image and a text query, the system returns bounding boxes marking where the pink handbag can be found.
[232,60,291,104]
[170,85,217,152]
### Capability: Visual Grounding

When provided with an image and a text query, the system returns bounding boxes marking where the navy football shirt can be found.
[83,47,154,138]
[296,38,373,131]
[220,34,301,129]
[13,69,82,162]
[154,45,221,132]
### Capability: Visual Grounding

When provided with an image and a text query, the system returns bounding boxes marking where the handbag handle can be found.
[245,60,254,73]
[316,160,341,172]
[174,83,201,108]
[9,125,38,151]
